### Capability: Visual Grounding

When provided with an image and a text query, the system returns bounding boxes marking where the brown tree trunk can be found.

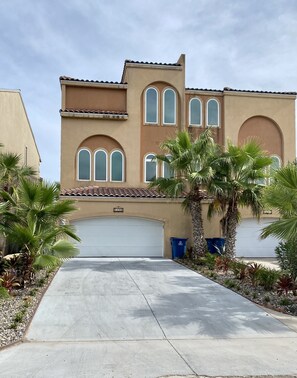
[224,201,239,258]
[190,200,207,258]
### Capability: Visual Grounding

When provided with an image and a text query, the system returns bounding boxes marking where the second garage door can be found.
[236,218,279,258]
[72,217,164,257]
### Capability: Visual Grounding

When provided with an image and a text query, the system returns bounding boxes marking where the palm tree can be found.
[150,129,217,257]
[209,140,272,258]
[261,162,297,241]
[1,179,79,283]
[0,152,36,194]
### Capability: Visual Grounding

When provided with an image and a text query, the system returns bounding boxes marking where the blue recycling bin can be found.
[212,238,225,254]
[206,238,216,254]
[170,237,188,259]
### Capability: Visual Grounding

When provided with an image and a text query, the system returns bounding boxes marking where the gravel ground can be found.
[0,268,58,349]
[180,259,297,317]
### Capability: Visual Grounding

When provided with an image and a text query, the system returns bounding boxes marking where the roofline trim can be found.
[60,79,128,89]
[60,110,128,120]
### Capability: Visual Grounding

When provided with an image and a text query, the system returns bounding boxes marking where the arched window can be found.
[270,155,281,172]
[145,87,158,124]
[207,99,219,127]
[77,149,91,180]
[94,150,107,181]
[163,155,174,179]
[267,155,281,185]
[189,98,202,126]
[163,88,176,125]
[110,150,124,182]
[145,154,157,182]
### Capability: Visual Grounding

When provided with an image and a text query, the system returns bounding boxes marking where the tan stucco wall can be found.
[61,60,186,189]
[0,90,41,176]
[61,117,135,188]
[66,86,126,112]
[224,93,296,163]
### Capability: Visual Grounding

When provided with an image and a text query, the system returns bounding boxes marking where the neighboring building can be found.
[59,55,296,258]
[0,89,41,176]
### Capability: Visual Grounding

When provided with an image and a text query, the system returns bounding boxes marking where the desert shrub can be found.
[0,286,10,299]
[275,240,297,280]
[247,263,262,286]
[230,261,248,280]
[224,278,236,289]
[215,256,233,273]
[279,297,293,306]
[0,255,9,276]
[0,271,20,293]
[277,274,295,295]
[257,268,279,290]
[204,252,218,270]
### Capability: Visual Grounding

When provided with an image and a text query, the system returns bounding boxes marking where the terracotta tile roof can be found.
[125,60,181,67]
[186,87,223,93]
[59,76,127,85]
[222,87,297,95]
[186,87,297,95]
[60,108,128,116]
[60,186,181,198]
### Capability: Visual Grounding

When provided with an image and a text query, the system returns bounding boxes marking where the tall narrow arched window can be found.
[271,155,281,172]
[145,154,157,182]
[189,98,202,126]
[267,155,281,185]
[163,88,176,125]
[78,149,91,180]
[207,99,219,127]
[111,150,124,182]
[163,155,174,179]
[94,150,107,181]
[145,87,158,124]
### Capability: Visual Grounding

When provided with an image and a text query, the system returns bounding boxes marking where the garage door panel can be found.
[236,218,279,258]
[72,217,163,257]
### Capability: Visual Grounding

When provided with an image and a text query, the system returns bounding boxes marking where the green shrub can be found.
[257,268,279,290]
[275,240,297,280]
[204,253,218,270]
[0,286,10,299]
[279,297,293,306]
[224,278,236,289]
[231,261,248,280]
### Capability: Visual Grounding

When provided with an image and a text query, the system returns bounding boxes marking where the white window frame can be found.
[94,149,108,182]
[267,155,282,185]
[77,148,91,181]
[110,150,125,182]
[189,98,202,127]
[162,155,174,178]
[145,87,159,124]
[206,98,220,127]
[163,88,176,125]
[144,153,158,183]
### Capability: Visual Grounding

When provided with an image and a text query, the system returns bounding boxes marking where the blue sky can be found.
[1,0,297,182]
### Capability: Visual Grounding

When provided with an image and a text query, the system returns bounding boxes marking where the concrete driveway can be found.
[1,258,297,377]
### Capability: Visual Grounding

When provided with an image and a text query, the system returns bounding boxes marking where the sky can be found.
[1,0,297,182]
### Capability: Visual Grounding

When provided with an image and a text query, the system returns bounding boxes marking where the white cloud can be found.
[0,0,296,181]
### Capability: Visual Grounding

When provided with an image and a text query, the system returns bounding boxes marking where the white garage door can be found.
[236,218,279,258]
[72,217,164,257]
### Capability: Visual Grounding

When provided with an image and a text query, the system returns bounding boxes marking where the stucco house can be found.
[0,89,41,176]
[59,54,296,258]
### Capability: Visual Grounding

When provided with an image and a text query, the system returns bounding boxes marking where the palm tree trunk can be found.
[224,202,239,258]
[190,200,207,257]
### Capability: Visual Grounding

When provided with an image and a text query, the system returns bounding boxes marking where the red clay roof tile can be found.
[60,186,187,199]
